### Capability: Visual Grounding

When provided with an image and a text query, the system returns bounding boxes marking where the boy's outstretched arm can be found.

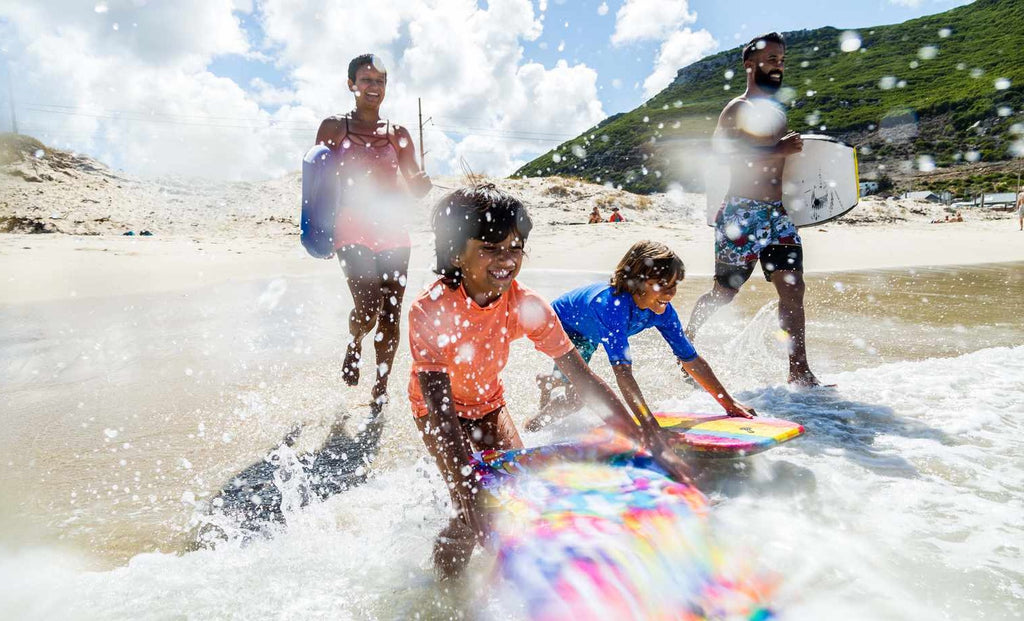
[679,356,756,418]
[554,350,694,485]
[417,370,490,543]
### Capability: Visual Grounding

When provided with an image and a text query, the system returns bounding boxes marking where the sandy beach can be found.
[3,216,1022,306]
[2,152,1022,305]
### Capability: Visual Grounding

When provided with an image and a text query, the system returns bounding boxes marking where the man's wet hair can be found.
[611,240,685,296]
[348,53,387,82]
[431,184,533,288]
[742,32,786,62]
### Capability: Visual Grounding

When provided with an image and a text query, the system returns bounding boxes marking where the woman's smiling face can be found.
[349,65,387,108]
[456,232,525,306]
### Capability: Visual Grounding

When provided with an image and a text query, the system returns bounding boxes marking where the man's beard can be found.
[754,66,783,93]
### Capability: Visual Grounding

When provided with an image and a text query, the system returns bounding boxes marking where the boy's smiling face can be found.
[633,276,679,314]
[457,232,525,306]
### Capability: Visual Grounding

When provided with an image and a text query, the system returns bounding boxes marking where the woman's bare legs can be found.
[338,245,410,408]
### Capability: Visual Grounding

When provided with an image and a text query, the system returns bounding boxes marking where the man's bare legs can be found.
[685,281,738,341]
[686,269,823,387]
[771,270,822,386]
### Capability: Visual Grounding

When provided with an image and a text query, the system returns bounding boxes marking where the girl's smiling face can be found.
[456,232,525,307]
[632,277,679,314]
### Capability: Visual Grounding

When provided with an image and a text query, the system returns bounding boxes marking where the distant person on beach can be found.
[686,32,826,387]
[527,241,755,432]
[315,53,432,415]
[589,206,603,223]
[609,206,625,222]
[409,186,694,579]
[688,31,823,389]
[1017,191,1024,230]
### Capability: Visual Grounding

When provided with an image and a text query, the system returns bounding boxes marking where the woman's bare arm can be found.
[315,117,346,149]
[393,125,432,197]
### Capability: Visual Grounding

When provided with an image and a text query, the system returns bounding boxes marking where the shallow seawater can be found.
[0,262,1021,619]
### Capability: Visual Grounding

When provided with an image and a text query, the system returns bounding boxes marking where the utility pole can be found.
[418,98,431,174]
[4,60,16,134]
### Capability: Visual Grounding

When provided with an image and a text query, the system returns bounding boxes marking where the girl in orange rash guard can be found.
[407,184,694,579]
[315,53,431,415]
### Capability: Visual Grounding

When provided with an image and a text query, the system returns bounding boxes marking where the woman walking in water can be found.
[316,54,432,414]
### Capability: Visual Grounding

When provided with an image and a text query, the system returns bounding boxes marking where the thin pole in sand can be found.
[418,97,431,174]
[4,60,16,134]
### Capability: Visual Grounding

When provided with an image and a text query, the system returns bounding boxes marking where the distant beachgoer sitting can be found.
[608,206,625,222]
[1017,190,1024,230]
[588,206,603,224]
[953,211,964,222]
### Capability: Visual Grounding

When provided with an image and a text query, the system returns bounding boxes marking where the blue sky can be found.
[3,0,973,179]
[210,0,973,119]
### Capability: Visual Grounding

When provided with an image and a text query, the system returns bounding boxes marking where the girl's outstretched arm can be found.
[679,356,756,418]
[553,350,694,485]
[611,363,655,421]
[417,370,490,543]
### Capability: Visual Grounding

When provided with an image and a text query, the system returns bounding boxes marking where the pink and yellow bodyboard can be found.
[655,411,804,458]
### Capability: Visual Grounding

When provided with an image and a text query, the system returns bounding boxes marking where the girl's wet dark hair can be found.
[431,184,533,288]
[348,53,386,82]
[610,240,685,295]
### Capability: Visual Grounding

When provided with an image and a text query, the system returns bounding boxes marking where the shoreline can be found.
[2,217,1023,305]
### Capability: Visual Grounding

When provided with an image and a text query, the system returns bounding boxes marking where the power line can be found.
[23,102,303,125]
[425,127,572,143]
[18,102,589,147]
[23,102,584,140]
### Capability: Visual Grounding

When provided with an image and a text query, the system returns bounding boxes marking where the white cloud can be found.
[889,0,923,6]
[249,78,298,108]
[2,0,605,180]
[643,28,718,97]
[451,59,604,175]
[609,0,717,99]
[259,0,601,178]
[597,2,609,16]
[611,0,696,45]
[2,1,272,179]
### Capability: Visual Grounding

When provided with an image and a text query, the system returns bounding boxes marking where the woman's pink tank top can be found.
[333,117,410,252]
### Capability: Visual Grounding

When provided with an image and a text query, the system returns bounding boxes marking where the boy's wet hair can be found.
[742,32,785,62]
[431,184,533,288]
[610,240,685,296]
[348,53,387,82]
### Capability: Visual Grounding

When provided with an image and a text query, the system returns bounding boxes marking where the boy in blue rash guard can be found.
[526,240,756,432]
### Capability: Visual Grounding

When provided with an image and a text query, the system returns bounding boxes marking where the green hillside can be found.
[514,0,1024,195]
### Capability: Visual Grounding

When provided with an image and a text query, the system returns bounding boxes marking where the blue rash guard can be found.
[551,282,698,366]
